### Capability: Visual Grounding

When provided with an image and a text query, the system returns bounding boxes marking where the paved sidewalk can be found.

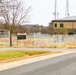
[0,51,76,71]
[0,48,76,52]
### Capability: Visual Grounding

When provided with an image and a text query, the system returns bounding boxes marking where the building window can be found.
[55,24,57,28]
[60,23,64,27]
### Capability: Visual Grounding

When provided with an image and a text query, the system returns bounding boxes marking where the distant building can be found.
[52,16,76,34]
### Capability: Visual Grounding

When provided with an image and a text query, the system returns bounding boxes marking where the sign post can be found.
[17,33,26,45]
[17,33,26,40]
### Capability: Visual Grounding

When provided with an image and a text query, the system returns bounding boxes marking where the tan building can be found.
[52,16,76,34]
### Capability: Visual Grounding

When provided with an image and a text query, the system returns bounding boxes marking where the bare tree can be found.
[0,0,31,46]
[0,0,31,31]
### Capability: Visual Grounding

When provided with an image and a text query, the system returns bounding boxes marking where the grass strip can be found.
[0,50,58,63]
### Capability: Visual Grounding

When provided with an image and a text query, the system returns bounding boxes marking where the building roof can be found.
[52,16,76,22]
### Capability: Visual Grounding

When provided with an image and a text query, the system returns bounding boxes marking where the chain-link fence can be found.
[34,34,58,47]
[0,32,76,48]
[33,34,76,48]
[0,30,9,47]
[12,33,76,48]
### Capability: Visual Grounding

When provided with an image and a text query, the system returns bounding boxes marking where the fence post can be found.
[8,31,12,47]
[34,33,36,48]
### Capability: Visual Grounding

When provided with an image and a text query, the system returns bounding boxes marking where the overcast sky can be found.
[22,0,76,26]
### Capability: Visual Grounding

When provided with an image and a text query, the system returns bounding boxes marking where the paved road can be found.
[0,52,76,75]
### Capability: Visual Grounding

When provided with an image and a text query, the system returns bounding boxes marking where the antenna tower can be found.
[53,0,59,19]
[55,0,57,19]
[66,0,69,17]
